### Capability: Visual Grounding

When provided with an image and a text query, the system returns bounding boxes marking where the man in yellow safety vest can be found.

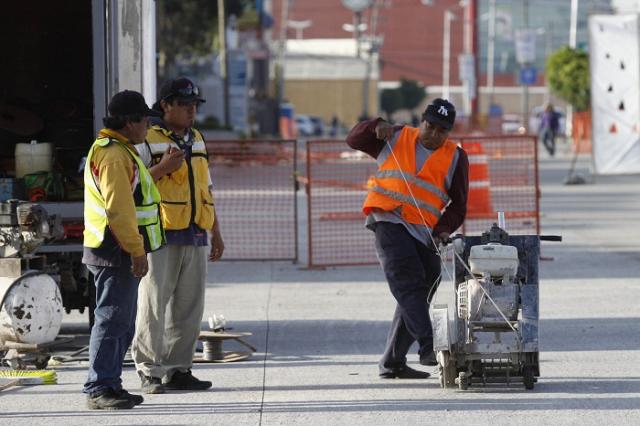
[82,90,182,409]
[132,77,224,394]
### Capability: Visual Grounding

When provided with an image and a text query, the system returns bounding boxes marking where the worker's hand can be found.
[131,254,149,278]
[374,121,394,141]
[209,229,225,262]
[159,146,184,174]
[432,232,451,249]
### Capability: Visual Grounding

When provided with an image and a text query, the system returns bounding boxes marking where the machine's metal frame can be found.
[433,234,541,390]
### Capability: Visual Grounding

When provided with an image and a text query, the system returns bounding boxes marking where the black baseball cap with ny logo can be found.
[422,98,456,130]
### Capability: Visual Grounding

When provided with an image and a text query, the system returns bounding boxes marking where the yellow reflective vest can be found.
[84,137,165,252]
[144,125,215,231]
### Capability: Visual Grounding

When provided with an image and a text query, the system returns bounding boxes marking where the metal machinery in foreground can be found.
[431,221,560,390]
[0,200,75,368]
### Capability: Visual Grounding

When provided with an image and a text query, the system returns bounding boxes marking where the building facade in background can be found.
[267,0,614,128]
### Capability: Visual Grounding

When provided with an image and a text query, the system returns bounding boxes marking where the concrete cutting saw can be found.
[431,221,561,390]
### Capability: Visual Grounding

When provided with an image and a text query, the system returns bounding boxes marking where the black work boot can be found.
[87,389,136,410]
[165,370,212,391]
[117,388,144,405]
[138,371,166,394]
[380,366,431,379]
[420,351,438,366]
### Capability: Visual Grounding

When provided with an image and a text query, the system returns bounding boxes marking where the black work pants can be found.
[540,127,556,156]
[374,222,441,373]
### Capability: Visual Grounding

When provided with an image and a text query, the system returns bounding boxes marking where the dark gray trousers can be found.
[374,222,441,373]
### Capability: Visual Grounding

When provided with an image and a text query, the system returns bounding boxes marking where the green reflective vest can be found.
[83,137,165,252]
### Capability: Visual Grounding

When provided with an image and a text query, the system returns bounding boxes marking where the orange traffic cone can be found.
[463,141,492,218]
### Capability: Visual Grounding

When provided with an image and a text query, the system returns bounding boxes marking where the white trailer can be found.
[1,0,157,323]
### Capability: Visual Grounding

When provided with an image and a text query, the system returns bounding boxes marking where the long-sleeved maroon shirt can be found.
[346,118,469,236]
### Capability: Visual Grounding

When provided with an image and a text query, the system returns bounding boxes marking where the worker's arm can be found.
[207,171,224,261]
[149,147,184,181]
[345,117,388,158]
[96,153,146,258]
[433,147,469,239]
[208,207,224,261]
[136,141,184,181]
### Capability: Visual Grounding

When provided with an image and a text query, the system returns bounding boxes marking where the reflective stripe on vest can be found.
[362,127,458,227]
[83,137,165,252]
[145,126,214,231]
[145,140,208,156]
[373,169,450,203]
[369,185,443,219]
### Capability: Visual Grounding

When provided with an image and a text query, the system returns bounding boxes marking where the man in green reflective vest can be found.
[82,90,182,410]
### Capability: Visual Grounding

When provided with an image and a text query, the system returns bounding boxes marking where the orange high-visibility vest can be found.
[362,127,458,229]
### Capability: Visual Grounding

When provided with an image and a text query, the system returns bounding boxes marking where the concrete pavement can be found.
[1,146,639,425]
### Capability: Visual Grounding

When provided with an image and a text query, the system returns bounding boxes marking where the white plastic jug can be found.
[14,140,52,178]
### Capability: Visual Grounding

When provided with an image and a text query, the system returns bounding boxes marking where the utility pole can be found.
[275,0,291,117]
[341,0,374,119]
[467,0,479,126]
[354,11,363,59]
[442,10,455,100]
[522,0,529,131]
[570,0,579,48]
[362,0,380,119]
[217,0,229,127]
[463,3,471,115]
[486,0,496,105]
[567,0,579,138]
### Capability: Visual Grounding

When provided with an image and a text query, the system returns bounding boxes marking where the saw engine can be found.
[0,200,62,258]
[0,200,65,347]
[457,239,520,323]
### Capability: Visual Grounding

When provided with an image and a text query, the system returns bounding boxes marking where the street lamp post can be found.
[566,0,579,138]
[362,0,381,119]
[442,10,456,99]
[521,0,530,130]
[274,0,291,136]
[570,0,579,48]
[218,0,229,127]
[342,21,368,59]
[287,19,312,40]
[341,0,373,118]
[486,0,496,105]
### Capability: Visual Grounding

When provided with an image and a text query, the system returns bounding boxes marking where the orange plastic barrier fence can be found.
[305,135,539,267]
[458,135,539,236]
[305,140,378,267]
[206,139,298,261]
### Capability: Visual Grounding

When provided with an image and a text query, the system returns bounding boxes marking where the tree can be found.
[156,0,251,79]
[546,46,590,111]
[397,78,426,111]
[381,88,403,118]
[380,78,426,119]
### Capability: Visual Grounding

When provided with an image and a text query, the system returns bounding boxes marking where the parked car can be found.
[501,114,525,134]
[309,116,325,136]
[294,115,315,137]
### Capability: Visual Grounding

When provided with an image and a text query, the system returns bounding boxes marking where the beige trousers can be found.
[132,245,207,380]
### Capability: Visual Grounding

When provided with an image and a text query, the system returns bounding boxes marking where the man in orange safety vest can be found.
[346,98,469,379]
